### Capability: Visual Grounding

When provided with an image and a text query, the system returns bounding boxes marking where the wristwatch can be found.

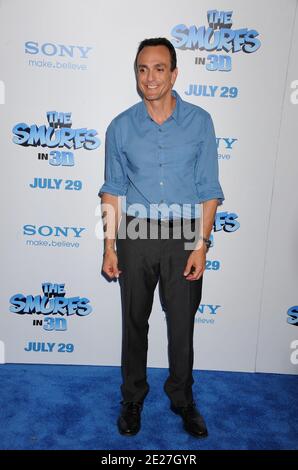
[198,237,212,251]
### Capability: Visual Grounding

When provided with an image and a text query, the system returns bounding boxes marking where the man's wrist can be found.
[103,244,116,256]
[195,236,211,252]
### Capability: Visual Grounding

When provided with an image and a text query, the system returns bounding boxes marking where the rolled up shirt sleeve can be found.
[195,113,224,205]
[98,120,128,197]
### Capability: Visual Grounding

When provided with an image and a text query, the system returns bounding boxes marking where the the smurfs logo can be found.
[9,282,92,332]
[12,111,100,166]
[171,10,261,72]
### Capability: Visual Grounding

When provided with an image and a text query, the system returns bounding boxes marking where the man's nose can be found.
[147,69,155,81]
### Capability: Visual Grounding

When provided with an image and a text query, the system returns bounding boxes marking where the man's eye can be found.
[157,68,164,72]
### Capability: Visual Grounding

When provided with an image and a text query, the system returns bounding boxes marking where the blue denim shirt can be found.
[99,90,224,219]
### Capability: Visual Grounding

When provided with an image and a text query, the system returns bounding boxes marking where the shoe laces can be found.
[121,401,142,414]
[181,401,196,411]
[179,402,197,416]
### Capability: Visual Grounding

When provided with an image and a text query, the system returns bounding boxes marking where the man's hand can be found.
[102,248,122,279]
[183,247,207,281]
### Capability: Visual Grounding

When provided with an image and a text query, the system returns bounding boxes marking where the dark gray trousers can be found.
[116,215,203,407]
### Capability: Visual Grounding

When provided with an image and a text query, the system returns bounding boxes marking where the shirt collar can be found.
[139,89,182,125]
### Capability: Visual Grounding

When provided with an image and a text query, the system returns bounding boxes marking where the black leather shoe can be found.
[117,401,143,436]
[170,402,208,438]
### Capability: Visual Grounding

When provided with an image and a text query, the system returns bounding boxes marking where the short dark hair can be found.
[134,37,177,72]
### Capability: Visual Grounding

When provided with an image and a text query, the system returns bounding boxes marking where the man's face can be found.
[136,45,178,102]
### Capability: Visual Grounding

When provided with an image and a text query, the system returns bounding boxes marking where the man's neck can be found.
[144,92,176,125]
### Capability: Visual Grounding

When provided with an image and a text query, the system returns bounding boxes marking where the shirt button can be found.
[160,181,164,186]
[158,145,162,149]
[159,163,162,167]
[158,128,162,132]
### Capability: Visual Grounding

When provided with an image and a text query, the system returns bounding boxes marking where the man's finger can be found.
[103,262,120,279]
[186,265,204,281]
[183,261,193,276]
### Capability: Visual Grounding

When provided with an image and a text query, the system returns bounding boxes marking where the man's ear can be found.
[171,67,178,85]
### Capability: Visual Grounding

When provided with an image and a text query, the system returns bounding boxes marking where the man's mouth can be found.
[147,85,158,89]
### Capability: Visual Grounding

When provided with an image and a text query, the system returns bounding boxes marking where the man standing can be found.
[99,38,224,438]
